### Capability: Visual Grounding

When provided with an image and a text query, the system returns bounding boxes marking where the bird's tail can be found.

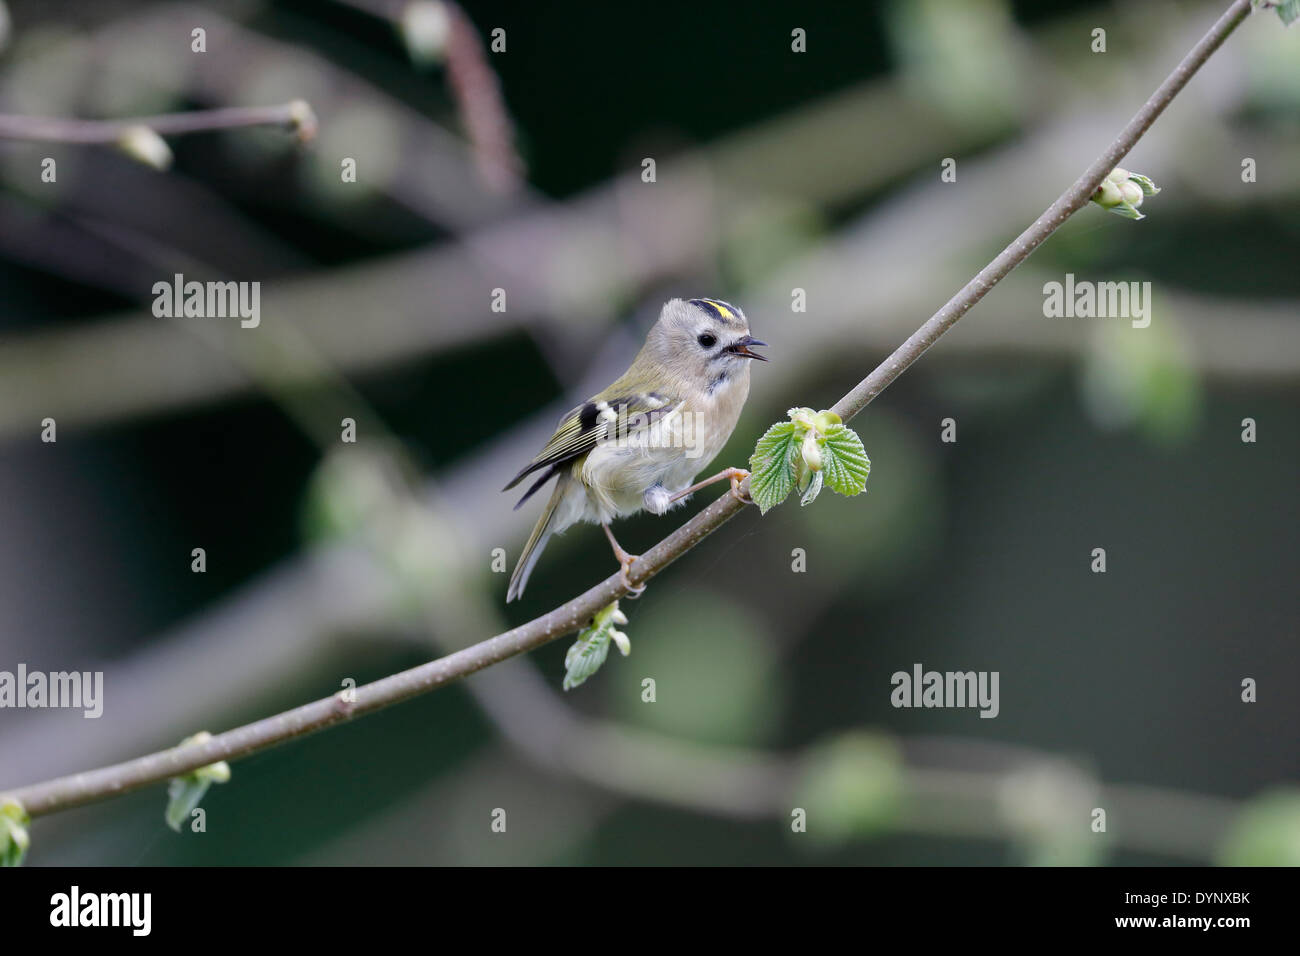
[507,473,570,602]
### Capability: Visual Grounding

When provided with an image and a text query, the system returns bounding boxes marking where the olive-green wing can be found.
[503,392,679,505]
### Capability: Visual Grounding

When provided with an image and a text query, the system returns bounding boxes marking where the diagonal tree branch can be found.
[3,0,1256,820]
[0,101,317,144]
[832,0,1254,422]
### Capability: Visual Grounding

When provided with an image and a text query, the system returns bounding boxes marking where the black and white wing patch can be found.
[503,392,679,508]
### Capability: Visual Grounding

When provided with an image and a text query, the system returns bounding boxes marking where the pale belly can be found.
[575,395,739,524]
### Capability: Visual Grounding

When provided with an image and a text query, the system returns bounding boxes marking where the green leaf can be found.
[0,798,30,867]
[748,421,799,514]
[1106,200,1144,220]
[820,424,871,496]
[164,732,231,832]
[166,777,213,833]
[563,601,627,690]
[1275,0,1300,26]
[800,469,824,506]
[1126,173,1160,196]
[564,625,610,690]
[1217,789,1300,865]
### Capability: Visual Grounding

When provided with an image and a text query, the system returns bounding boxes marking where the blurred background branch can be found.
[4,0,1259,827]
[0,100,316,144]
[0,0,1296,865]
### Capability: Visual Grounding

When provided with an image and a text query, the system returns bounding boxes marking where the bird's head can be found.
[642,297,767,390]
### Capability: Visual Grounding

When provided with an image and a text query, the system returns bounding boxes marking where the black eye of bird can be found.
[697,333,717,348]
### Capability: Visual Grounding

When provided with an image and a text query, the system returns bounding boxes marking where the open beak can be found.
[726,335,768,361]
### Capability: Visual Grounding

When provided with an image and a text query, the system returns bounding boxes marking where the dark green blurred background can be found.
[0,0,1296,865]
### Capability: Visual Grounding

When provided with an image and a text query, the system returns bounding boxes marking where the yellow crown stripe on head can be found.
[702,299,734,320]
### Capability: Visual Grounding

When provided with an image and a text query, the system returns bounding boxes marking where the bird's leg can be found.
[669,467,752,505]
[603,523,646,596]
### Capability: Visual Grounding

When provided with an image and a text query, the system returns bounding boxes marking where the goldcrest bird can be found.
[504,297,767,601]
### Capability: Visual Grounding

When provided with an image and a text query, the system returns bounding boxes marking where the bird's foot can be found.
[603,523,646,597]
[618,557,646,597]
[724,467,753,504]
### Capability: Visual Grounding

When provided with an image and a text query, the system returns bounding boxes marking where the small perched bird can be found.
[504,297,767,601]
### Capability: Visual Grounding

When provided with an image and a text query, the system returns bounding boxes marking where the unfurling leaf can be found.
[1126,173,1160,196]
[748,421,799,514]
[1111,200,1144,220]
[820,425,871,496]
[749,412,870,513]
[800,468,824,506]
[166,777,211,833]
[563,600,628,690]
[164,732,231,832]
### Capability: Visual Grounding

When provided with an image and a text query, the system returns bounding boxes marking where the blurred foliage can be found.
[609,590,781,747]
[1217,789,1300,866]
[885,0,1026,129]
[0,0,1295,866]
[1080,306,1202,444]
[794,732,904,845]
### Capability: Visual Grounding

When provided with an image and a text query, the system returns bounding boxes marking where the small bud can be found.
[611,606,629,626]
[1093,179,1123,208]
[1093,168,1158,220]
[1,796,32,865]
[1118,180,1144,206]
[400,1,452,67]
[610,629,631,656]
[196,760,232,783]
[788,407,818,430]
[286,99,318,143]
[115,125,172,170]
[802,430,823,471]
[814,410,842,430]
[180,730,230,781]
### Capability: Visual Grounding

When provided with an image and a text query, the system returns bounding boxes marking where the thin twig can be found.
[832,0,1253,421]
[0,102,317,144]
[330,0,522,190]
[3,5,1285,440]
[2,0,1255,820]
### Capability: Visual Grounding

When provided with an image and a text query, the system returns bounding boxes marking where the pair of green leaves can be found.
[563,601,631,691]
[561,408,869,689]
[749,408,871,514]
[1,734,234,865]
